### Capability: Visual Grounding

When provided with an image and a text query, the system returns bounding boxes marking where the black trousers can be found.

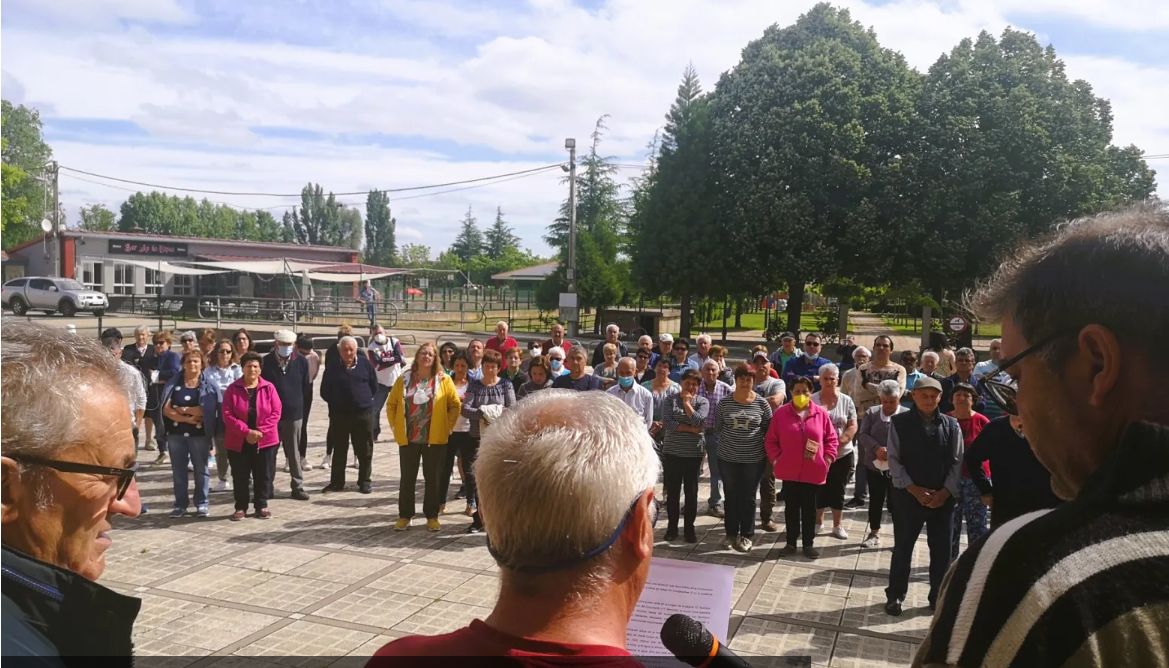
[887,488,955,606]
[328,410,373,487]
[466,437,484,530]
[148,385,166,449]
[399,442,447,520]
[227,444,277,512]
[817,451,857,511]
[663,454,701,532]
[299,392,313,459]
[759,467,776,523]
[782,480,820,547]
[866,468,894,532]
[720,458,767,538]
[440,432,474,502]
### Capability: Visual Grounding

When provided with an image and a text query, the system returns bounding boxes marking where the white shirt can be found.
[973,359,1006,383]
[607,382,654,430]
[368,337,404,388]
[117,360,147,419]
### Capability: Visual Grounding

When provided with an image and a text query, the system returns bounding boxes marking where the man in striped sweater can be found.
[915,205,1169,667]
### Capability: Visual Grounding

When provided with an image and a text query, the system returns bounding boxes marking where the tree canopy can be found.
[2,100,54,248]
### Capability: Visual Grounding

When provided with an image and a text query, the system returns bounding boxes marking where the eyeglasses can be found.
[978,332,1069,416]
[218,349,233,354]
[804,341,821,347]
[486,492,659,574]
[7,454,137,501]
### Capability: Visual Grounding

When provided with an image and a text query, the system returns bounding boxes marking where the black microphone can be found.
[659,613,750,668]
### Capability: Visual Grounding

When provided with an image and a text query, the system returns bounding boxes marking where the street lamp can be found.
[561,137,579,337]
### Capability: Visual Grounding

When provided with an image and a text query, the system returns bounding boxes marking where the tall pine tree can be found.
[364,189,397,267]
[484,206,520,260]
[449,206,484,263]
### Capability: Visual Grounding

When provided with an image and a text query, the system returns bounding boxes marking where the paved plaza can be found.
[113,373,949,666]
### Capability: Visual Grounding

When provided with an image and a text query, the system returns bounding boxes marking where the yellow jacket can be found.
[387,370,461,446]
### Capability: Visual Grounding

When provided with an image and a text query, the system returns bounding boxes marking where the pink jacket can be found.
[764,402,840,484]
[221,377,282,451]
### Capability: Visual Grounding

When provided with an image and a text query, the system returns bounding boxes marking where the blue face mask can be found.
[550,359,563,371]
[618,376,634,390]
[277,345,293,357]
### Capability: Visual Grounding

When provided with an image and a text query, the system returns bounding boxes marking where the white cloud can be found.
[2,0,1164,258]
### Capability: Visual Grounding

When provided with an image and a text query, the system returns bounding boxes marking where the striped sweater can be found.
[915,420,1169,668]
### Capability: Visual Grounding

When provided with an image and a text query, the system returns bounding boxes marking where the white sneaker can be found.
[814,523,823,535]
[721,536,736,551]
[302,458,313,472]
[737,536,753,553]
[213,479,232,492]
[283,463,290,473]
[861,531,880,548]
[831,526,848,540]
[319,453,331,470]
[208,455,217,469]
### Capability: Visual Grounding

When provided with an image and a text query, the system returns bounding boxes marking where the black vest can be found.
[892,410,955,490]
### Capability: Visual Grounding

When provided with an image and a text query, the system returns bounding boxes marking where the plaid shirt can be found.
[697,379,733,429]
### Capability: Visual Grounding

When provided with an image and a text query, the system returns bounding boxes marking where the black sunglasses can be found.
[978,332,1070,416]
[8,454,137,501]
[486,493,659,574]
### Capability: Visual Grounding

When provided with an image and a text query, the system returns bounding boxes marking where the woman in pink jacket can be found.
[222,351,282,521]
[765,376,839,559]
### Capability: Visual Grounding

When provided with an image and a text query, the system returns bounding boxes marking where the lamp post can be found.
[562,137,579,337]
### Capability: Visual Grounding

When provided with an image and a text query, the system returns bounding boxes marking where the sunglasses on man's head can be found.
[8,454,137,501]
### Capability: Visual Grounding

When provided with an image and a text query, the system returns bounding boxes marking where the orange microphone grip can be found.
[697,637,719,668]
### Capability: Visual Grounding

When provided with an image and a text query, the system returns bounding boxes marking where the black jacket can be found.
[1,546,140,662]
[320,354,378,413]
[261,351,310,422]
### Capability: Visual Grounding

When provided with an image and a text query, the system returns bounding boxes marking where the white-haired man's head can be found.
[920,350,940,374]
[476,390,659,598]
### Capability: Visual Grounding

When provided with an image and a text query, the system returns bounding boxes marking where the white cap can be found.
[659,333,674,343]
[273,330,296,344]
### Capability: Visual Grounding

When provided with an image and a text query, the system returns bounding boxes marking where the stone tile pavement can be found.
[114,385,953,666]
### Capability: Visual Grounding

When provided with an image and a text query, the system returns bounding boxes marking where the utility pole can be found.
[48,160,61,276]
[562,138,579,337]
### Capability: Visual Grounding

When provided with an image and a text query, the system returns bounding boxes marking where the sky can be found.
[2,0,1166,259]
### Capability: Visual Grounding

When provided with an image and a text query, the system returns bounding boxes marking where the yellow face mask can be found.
[792,394,811,410]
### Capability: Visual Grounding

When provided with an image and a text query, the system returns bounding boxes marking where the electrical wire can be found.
[58,163,562,197]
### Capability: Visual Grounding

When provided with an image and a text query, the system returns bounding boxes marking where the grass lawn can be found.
[694,310,832,333]
[880,315,1002,339]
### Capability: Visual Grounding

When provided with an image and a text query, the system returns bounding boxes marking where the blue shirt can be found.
[668,357,699,382]
[782,355,831,391]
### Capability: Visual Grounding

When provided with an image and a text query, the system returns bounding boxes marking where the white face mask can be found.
[374,334,388,345]
[530,346,542,358]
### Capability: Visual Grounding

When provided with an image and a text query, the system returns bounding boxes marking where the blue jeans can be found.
[371,383,391,441]
[168,434,211,510]
[951,477,989,559]
[704,428,723,506]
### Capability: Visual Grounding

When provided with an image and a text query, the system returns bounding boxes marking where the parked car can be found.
[2,276,109,317]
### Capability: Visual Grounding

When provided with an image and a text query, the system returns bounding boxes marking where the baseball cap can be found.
[914,376,943,393]
[274,330,296,344]
[659,333,674,343]
[752,350,769,361]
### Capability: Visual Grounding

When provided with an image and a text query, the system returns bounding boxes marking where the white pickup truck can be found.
[2,276,109,317]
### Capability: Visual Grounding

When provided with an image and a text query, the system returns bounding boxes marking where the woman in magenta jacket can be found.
[765,376,839,559]
[222,351,282,520]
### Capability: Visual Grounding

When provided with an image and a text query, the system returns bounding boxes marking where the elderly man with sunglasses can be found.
[916,205,1169,668]
[2,324,143,658]
[373,390,659,659]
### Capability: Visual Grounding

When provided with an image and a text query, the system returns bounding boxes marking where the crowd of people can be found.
[3,205,1165,663]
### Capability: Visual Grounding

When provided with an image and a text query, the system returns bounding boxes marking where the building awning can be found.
[491,261,558,282]
[187,258,327,274]
[115,258,228,276]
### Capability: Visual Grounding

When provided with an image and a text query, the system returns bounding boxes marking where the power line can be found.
[58,163,562,197]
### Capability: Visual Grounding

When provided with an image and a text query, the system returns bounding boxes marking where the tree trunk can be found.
[680,292,692,339]
[734,297,743,329]
[787,281,805,334]
[721,295,729,342]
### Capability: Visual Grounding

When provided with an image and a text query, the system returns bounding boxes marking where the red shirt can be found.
[486,336,519,369]
[951,411,991,479]
[370,619,636,665]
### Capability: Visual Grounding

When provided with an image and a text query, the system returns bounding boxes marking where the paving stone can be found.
[232,620,374,664]
[365,563,476,599]
[440,574,501,608]
[830,632,918,667]
[287,552,395,584]
[391,599,492,636]
[312,587,432,630]
[729,616,836,665]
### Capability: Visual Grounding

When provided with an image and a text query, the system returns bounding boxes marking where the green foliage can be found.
[708,3,922,331]
[484,206,520,260]
[364,190,396,267]
[903,29,1157,298]
[1,100,53,247]
[77,203,117,231]
[398,243,432,267]
[629,65,718,335]
[117,191,288,242]
[449,206,484,263]
[282,183,360,246]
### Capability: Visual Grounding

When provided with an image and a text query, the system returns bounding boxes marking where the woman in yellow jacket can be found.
[387,342,461,532]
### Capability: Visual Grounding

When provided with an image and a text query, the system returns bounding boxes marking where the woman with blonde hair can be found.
[387,342,462,532]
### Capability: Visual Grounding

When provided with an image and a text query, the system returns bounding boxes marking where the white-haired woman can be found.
[856,379,907,548]
[813,364,858,540]
[593,342,620,388]
[546,346,569,378]
[387,342,461,532]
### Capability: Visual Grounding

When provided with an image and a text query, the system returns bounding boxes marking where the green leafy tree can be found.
[78,203,117,231]
[484,206,520,260]
[2,100,53,247]
[364,189,396,267]
[283,183,356,246]
[398,243,432,266]
[449,206,484,263]
[629,64,717,337]
[708,3,921,332]
[540,116,628,332]
[904,29,1157,308]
